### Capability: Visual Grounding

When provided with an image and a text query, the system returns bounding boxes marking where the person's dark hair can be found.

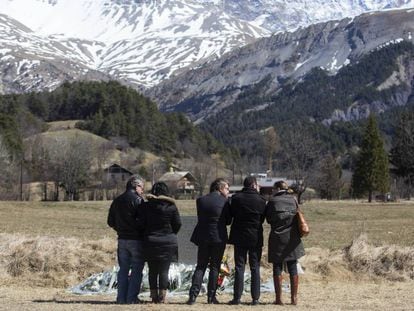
[126,175,144,190]
[243,176,257,188]
[210,178,229,193]
[151,182,170,196]
[273,180,289,191]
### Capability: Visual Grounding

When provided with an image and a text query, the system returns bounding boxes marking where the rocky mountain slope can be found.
[0,0,413,94]
[148,9,414,123]
[0,14,110,94]
[0,0,267,93]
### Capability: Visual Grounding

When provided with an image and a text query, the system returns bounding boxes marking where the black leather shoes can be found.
[207,296,219,304]
[186,296,196,305]
[251,299,260,305]
[228,299,240,305]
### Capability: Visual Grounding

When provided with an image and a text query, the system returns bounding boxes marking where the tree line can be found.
[199,41,414,201]
[0,80,235,200]
[1,43,414,201]
[201,41,414,158]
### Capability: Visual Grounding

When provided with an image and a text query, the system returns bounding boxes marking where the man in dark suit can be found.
[187,178,231,305]
[228,176,266,305]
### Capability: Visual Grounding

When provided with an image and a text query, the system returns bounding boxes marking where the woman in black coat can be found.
[142,182,182,303]
[265,180,305,306]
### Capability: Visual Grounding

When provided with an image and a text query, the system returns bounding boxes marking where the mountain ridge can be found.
[1,0,413,94]
[148,9,414,123]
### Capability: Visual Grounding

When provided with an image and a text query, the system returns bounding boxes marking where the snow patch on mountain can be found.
[0,0,413,92]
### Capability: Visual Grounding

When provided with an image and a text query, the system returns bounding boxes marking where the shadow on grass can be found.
[32,299,191,305]
[33,299,115,305]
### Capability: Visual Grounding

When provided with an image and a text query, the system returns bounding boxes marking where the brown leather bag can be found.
[297,209,310,237]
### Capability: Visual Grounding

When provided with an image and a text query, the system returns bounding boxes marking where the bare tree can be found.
[95,141,115,187]
[47,135,94,200]
[261,126,280,175]
[24,135,52,200]
[0,135,19,199]
[281,123,322,203]
[0,135,10,196]
[315,154,343,200]
[243,155,265,177]
[193,156,215,196]
[0,135,9,166]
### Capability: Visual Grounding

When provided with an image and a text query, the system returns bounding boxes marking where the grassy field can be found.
[1,199,413,310]
[1,199,413,249]
[296,200,414,249]
[0,200,196,240]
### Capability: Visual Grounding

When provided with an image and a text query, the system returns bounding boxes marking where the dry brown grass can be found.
[47,120,81,131]
[44,120,162,168]
[0,201,111,239]
[1,279,414,310]
[297,200,414,249]
[344,234,414,281]
[0,233,116,287]
[2,199,413,245]
[1,199,414,310]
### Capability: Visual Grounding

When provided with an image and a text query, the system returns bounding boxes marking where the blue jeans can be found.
[117,239,145,304]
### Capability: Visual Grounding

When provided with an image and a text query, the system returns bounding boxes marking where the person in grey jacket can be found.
[107,175,145,304]
[187,178,231,305]
[228,176,266,305]
[265,180,305,305]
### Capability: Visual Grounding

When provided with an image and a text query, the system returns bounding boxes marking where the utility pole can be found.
[232,163,235,185]
[152,163,155,185]
[20,157,23,201]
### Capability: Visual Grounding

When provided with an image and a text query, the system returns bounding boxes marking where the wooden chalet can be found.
[158,168,198,199]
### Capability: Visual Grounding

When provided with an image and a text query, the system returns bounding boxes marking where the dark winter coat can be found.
[265,191,305,263]
[107,189,144,240]
[228,187,267,248]
[190,191,231,246]
[142,194,182,262]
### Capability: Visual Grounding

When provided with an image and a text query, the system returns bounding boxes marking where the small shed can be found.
[158,168,198,199]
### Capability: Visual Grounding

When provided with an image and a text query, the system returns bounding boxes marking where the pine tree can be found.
[351,115,389,202]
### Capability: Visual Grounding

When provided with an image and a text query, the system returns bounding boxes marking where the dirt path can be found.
[1,280,413,311]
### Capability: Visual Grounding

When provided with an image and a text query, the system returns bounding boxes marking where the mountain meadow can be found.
[1,42,414,310]
[0,200,413,310]
[1,6,414,310]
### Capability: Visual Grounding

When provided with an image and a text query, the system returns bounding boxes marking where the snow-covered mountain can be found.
[0,0,413,94]
[219,0,414,33]
[149,8,414,123]
[0,0,268,93]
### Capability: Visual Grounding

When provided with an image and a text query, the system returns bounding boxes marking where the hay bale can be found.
[0,233,116,287]
[300,247,355,281]
[344,234,414,281]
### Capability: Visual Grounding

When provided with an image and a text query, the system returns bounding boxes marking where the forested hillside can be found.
[0,81,231,159]
[200,42,414,160]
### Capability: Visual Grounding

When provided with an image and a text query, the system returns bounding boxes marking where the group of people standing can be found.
[188,176,305,306]
[107,176,181,304]
[107,174,305,306]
